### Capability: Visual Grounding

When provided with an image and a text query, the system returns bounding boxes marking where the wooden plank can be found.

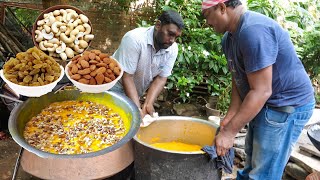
[3,2,43,10]
[290,150,320,173]
[0,2,5,24]
[300,145,320,158]
[290,130,320,173]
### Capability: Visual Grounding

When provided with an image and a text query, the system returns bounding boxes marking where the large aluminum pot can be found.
[8,90,140,179]
[9,89,140,158]
[133,116,222,180]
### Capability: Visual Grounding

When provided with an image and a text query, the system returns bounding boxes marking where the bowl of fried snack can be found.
[65,49,123,93]
[0,47,64,97]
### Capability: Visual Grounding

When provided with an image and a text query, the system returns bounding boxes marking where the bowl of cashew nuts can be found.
[32,5,94,62]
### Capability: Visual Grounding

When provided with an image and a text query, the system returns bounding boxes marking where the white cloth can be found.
[112,26,178,97]
[140,112,159,127]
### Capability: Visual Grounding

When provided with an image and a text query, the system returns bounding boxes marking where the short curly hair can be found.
[158,10,185,30]
[225,0,242,8]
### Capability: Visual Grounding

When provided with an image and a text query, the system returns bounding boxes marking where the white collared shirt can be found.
[112,26,178,97]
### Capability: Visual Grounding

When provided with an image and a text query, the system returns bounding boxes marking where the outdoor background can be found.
[0,0,319,113]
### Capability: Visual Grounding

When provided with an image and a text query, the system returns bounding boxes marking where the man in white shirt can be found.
[111,10,184,118]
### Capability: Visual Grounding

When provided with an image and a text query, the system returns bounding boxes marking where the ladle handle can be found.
[0,93,23,103]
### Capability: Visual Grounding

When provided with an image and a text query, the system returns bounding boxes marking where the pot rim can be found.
[8,91,140,158]
[133,116,219,155]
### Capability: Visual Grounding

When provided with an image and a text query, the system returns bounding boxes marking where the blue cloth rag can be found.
[201,145,235,174]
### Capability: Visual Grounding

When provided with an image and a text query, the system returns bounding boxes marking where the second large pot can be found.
[133,116,222,180]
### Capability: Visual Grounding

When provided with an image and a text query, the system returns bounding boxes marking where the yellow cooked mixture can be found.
[150,141,202,152]
[24,100,126,154]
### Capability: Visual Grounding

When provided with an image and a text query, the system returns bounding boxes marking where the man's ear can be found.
[155,20,161,30]
[218,2,227,14]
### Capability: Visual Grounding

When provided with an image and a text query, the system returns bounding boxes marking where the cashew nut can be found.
[35,30,43,42]
[66,9,76,14]
[79,40,88,49]
[43,41,54,48]
[83,23,91,35]
[56,42,66,54]
[53,10,60,16]
[49,15,56,26]
[39,41,47,51]
[74,32,84,45]
[60,9,68,23]
[43,13,50,19]
[74,45,84,53]
[47,46,56,52]
[66,43,75,48]
[43,24,51,33]
[65,47,74,58]
[37,20,45,26]
[60,33,75,44]
[51,21,64,33]
[70,29,80,36]
[48,38,59,44]
[65,23,74,36]
[41,29,54,40]
[55,16,63,22]
[79,14,89,23]
[60,52,68,61]
[67,11,78,22]
[76,25,85,32]
[73,19,82,27]
[60,25,67,32]
[84,34,94,42]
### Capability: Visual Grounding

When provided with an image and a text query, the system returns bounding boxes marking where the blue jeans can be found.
[237,100,315,180]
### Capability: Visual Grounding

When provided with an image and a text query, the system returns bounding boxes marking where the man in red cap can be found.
[202,0,315,179]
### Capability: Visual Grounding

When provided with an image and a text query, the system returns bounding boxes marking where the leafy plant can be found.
[12,8,40,30]
[137,0,320,113]
[248,0,320,79]
[155,0,231,112]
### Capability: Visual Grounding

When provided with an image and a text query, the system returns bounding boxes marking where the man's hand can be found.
[215,129,235,156]
[138,108,144,119]
[220,117,232,127]
[141,103,155,117]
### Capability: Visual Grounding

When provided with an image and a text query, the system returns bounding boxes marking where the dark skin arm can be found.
[122,72,141,110]
[141,76,167,117]
[220,77,242,127]
[215,65,273,156]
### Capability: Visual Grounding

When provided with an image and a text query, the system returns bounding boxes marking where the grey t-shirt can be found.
[111,26,178,97]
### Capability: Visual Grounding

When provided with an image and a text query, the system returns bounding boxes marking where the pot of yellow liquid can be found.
[8,90,140,179]
[133,116,222,180]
